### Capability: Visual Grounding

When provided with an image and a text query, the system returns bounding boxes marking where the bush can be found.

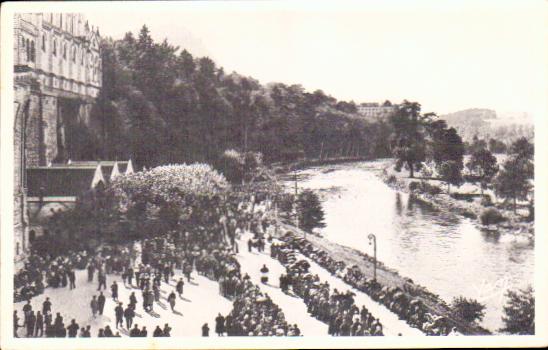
[451,296,486,323]
[409,181,421,192]
[480,208,506,225]
[387,175,397,184]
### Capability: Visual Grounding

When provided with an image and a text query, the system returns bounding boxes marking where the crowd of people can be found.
[271,241,384,336]
[277,231,456,335]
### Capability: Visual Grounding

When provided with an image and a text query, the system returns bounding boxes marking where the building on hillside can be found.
[357,102,398,120]
[13,13,102,262]
[25,160,134,243]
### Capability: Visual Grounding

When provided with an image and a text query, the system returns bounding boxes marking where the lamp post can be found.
[368,233,377,282]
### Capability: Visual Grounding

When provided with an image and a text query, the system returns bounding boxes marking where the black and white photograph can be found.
[1,0,547,348]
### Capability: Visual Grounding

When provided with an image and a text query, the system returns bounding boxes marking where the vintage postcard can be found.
[1,0,547,349]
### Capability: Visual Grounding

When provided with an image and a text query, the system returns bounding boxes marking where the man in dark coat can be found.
[13,311,21,337]
[129,324,140,337]
[26,311,36,337]
[215,313,225,336]
[111,281,119,301]
[153,326,163,337]
[42,297,52,315]
[140,326,147,337]
[176,278,184,298]
[34,311,44,337]
[22,300,32,325]
[68,269,76,290]
[127,267,134,286]
[97,272,107,291]
[87,263,95,282]
[67,319,79,337]
[124,305,135,329]
[115,303,124,329]
[163,323,172,337]
[98,292,106,315]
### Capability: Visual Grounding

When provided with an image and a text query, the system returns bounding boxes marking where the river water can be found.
[284,160,534,332]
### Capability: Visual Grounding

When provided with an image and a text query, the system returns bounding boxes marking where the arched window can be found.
[26,38,30,61]
[42,34,46,51]
[53,39,57,56]
[30,41,35,62]
[21,36,25,47]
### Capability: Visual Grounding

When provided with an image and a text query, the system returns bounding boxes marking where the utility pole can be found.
[293,169,300,234]
[368,233,377,282]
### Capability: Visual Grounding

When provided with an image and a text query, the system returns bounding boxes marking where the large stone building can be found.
[13,13,102,262]
[357,102,398,120]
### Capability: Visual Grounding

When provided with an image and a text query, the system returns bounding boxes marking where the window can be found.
[60,14,62,28]
[30,41,35,62]
[21,36,25,47]
[73,46,76,62]
[53,39,57,56]
[63,43,66,59]
[26,39,30,61]
[42,34,46,51]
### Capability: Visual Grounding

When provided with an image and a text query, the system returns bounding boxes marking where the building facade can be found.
[13,13,102,262]
[357,102,398,120]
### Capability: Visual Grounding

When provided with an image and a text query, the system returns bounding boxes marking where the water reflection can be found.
[289,161,534,332]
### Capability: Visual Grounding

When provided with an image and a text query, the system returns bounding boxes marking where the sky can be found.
[76,0,547,118]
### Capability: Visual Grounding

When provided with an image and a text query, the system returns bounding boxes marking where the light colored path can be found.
[14,267,233,337]
[236,233,329,336]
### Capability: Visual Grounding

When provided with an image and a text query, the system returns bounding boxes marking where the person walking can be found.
[176,278,184,298]
[98,292,106,315]
[202,323,209,337]
[153,283,160,302]
[215,313,225,336]
[42,297,52,315]
[114,303,124,329]
[260,264,269,284]
[68,269,76,290]
[111,281,119,301]
[87,262,95,282]
[26,311,36,337]
[97,272,107,291]
[127,266,134,287]
[34,311,44,337]
[168,291,176,312]
[124,305,135,330]
[90,296,98,318]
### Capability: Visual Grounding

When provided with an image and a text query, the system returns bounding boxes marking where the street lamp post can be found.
[368,233,377,282]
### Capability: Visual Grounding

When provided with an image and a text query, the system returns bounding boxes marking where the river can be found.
[283,160,534,332]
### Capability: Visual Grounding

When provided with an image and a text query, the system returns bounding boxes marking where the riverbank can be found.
[271,156,374,174]
[269,220,491,335]
[379,160,534,240]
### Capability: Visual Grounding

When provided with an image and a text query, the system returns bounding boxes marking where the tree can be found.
[296,189,326,233]
[500,286,534,335]
[451,296,486,323]
[466,148,499,195]
[390,101,427,178]
[439,160,464,193]
[488,138,507,154]
[494,157,533,213]
[509,137,534,160]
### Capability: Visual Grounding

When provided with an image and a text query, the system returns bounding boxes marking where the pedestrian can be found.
[98,291,106,315]
[168,291,176,312]
[34,311,44,337]
[127,267,134,286]
[26,310,36,337]
[140,326,147,337]
[135,269,141,288]
[202,323,209,337]
[87,262,95,282]
[44,311,52,328]
[215,313,225,336]
[67,319,79,338]
[68,269,76,290]
[115,303,124,329]
[104,325,113,337]
[98,328,104,337]
[90,296,98,318]
[153,326,163,337]
[129,324,140,337]
[13,311,20,338]
[247,239,253,252]
[163,323,172,337]
[56,322,67,337]
[293,324,301,336]
[176,278,184,298]
[42,297,52,315]
[83,325,91,337]
[22,299,32,325]
[121,269,128,286]
[260,264,269,284]
[97,272,107,291]
[79,327,86,337]
[153,283,160,302]
[124,305,135,329]
[111,281,119,301]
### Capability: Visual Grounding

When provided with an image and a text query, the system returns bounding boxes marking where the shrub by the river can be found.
[451,296,486,323]
[500,286,534,335]
[480,208,506,225]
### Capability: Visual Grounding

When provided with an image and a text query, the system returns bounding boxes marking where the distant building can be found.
[357,102,398,119]
[13,13,102,262]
